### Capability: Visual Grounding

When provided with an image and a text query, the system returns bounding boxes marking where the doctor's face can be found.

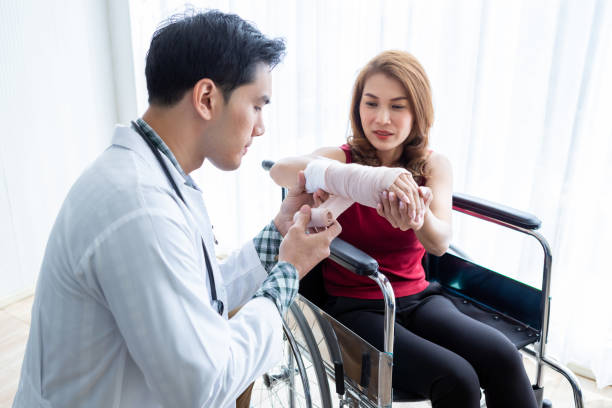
[206,63,271,171]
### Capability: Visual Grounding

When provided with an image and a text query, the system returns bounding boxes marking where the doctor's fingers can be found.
[322,219,342,240]
[306,221,341,259]
[307,219,341,247]
[291,205,312,232]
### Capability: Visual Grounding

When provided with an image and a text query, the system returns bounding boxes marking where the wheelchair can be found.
[252,160,584,408]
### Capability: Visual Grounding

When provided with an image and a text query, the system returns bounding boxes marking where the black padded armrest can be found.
[329,238,379,276]
[453,192,541,230]
[261,160,275,171]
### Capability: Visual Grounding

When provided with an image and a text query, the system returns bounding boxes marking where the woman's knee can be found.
[480,333,527,383]
[430,357,481,406]
[490,332,523,366]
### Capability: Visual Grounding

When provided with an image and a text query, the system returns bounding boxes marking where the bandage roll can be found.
[294,207,334,228]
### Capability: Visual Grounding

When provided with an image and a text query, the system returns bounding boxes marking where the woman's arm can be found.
[269,147,346,189]
[377,152,452,256]
[414,152,453,256]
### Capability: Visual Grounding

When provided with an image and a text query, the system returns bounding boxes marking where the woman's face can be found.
[359,72,413,165]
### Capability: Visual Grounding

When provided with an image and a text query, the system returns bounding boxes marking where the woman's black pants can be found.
[323,284,538,408]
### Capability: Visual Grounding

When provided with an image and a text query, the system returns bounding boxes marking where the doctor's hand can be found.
[279,205,341,279]
[274,171,327,236]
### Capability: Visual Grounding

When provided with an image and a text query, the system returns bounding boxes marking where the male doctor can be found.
[13,10,341,408]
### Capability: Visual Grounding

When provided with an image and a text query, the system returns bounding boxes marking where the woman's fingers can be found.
[313,189,330,207]
[379,189,427,231]
[400,172,419,190]
[419,186,433,207]
[388,192,402,221]
[379,191,397,228]
[394,173,422,221]
[392,178,412,204]
[391,183,417,221]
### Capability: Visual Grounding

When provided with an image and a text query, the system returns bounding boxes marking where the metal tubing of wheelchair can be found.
[529,229,553,390]
[522,347,585,408]
[452,208,554,389]
[369,272,396,356]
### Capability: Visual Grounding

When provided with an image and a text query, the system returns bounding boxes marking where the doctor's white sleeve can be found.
[91,209,283,408]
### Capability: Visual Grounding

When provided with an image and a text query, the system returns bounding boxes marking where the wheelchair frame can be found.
[258,160,584,408]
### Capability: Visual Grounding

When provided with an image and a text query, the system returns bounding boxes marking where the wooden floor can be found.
[1,295,611,408]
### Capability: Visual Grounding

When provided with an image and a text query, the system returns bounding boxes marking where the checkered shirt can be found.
[252,222,299,316]
[134,118,198,189]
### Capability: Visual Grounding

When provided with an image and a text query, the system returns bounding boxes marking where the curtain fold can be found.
[129,0,612,386]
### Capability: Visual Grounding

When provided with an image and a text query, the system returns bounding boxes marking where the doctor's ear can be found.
[193,78,222,120]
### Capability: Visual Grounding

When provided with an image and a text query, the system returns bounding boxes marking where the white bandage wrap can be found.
[324,161,408,208]
[300,158,409,228]
[304,157,333,193]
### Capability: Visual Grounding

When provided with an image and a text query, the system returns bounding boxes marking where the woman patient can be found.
[270,50,537,408]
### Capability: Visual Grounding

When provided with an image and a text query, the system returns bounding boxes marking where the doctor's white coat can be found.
[12,125,283,408]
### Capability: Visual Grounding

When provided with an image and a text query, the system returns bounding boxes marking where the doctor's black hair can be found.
[145,9,286,106]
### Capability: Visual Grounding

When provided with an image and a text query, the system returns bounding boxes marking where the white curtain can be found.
[128,0,612,387]
[0,0,119,303]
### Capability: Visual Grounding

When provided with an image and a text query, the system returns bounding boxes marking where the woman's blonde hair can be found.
[348,50,434,182]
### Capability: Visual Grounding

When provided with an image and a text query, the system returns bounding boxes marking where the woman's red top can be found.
[322,144,429,299]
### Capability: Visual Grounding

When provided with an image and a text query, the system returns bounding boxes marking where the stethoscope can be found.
[131,120,224,316]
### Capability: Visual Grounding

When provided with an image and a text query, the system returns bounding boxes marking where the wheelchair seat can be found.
[298,252,542,404]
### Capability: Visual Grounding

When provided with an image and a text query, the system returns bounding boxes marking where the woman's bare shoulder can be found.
[425,151,453,179]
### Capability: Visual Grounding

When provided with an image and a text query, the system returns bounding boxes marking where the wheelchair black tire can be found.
[251,301,332,408]
[289,301,333,408]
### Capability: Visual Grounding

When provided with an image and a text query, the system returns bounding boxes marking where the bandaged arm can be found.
[301,158,408,227]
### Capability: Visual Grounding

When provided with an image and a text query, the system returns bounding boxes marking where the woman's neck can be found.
[376,147,403,167]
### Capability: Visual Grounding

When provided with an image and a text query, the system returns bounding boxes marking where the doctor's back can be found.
[14,131,209,407]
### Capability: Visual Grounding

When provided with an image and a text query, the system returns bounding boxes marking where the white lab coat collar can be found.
[111,125,227,317]
[111,125,209,219]
[111,125,197,189]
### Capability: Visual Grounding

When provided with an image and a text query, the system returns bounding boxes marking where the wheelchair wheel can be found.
[251,301,332,408]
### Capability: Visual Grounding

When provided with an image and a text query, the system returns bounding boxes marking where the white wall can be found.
[0,0,122,303]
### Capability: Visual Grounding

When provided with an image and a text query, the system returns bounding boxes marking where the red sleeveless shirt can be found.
[322,144,429,299]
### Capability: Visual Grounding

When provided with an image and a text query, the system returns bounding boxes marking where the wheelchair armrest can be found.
[453,192,541,230]
[261,159,275,171]
[330,238,379,277]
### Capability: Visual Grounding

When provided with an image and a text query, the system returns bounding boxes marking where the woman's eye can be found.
[365,101,377,107]
[392,105,405,109]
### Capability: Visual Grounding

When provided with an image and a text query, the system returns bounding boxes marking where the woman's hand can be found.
[312,189,330,207]
[387,172,425,221]
[274,171,317,236]
[377,186,433,231]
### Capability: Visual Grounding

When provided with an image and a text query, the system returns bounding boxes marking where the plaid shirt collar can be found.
[135,118,199,190]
